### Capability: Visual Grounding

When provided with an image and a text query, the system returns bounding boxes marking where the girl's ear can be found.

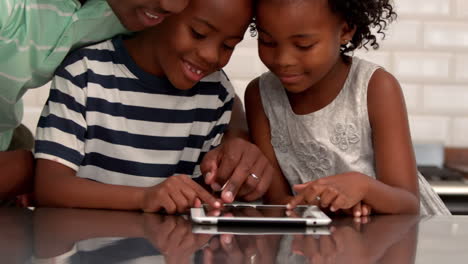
[340,22,357,46]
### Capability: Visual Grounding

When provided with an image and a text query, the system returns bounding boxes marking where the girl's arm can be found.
[244,78,293,204]
[365,68,420,214]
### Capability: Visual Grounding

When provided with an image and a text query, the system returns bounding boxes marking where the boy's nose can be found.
[197,46,220,69]
[159,0,190,14]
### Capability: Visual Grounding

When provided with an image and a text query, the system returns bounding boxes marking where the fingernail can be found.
[223,235,232,244]
[224,191,233,201]
[214,201,221,208]
[330,207,336,212]
[355,211,361,217]
[286,211,291,216]
[286,204,291,209]
[292,249,304,256]
[212,183,221,191]
[206,172,212,180]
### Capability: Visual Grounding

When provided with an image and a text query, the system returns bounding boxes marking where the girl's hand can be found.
[141,175,222,214]
[287,172,371,212]
[343,202,372,218]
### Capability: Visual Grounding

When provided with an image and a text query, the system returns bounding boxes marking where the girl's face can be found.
[107,0,190,31]
[142,0,252,90]
[256,0,353,93]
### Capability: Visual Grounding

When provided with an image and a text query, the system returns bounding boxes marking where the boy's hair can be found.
[249,0,397,54]
[329,0,397,54]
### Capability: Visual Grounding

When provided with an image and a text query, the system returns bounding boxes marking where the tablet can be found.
[190,204,331,226]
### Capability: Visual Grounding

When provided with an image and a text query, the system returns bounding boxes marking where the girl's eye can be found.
[191,28,205,39]
[296,43,315,50]
[258,38,275,47]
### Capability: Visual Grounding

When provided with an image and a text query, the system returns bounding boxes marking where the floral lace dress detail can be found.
[259,57,450,215]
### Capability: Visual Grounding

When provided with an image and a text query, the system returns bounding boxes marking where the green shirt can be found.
[0,0,127,150]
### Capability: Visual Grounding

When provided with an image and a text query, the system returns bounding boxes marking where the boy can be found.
[1,0,272,205]
[34,0,254,213]
[0,0,190,200]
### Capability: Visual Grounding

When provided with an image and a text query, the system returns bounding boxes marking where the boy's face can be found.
[107,0,190,31]
[147,0,252,90]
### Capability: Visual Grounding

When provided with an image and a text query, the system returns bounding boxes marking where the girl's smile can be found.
[277,73,305,85]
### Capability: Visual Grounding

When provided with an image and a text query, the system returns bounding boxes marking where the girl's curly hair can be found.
[330,0,397,54]
[250,0,397,54]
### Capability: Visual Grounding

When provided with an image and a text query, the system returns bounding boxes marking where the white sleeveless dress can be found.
[259,57,450,215]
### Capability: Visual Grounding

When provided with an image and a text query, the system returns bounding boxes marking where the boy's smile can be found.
[124,0,253,90]
[182,60,207,82]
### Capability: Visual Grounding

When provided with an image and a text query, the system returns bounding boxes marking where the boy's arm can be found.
[244,78,292,204]
[35,159,144,210]
[363,69,419,213]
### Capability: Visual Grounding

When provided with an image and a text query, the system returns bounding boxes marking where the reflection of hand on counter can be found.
[289,215,419,263]
[202,233,281,264]
[33,208,212,263]
[142,213,212,264]
[0,208,33,264]
[201,206,281,264]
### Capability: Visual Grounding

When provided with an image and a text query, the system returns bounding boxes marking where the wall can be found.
[22,0,468,146]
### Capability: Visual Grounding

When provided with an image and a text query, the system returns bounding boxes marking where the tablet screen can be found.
[204,204,322,219]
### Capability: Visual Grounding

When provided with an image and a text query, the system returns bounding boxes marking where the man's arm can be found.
[0,150,34,199]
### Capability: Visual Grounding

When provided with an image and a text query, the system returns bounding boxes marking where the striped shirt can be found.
[34,37,234,187]
[0,0,127,150]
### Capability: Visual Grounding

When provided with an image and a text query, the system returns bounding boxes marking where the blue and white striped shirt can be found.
[35,36,234,187]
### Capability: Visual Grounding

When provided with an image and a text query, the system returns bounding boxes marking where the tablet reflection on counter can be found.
[31,208,419,264]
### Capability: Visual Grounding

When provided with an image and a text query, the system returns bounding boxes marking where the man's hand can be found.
[201,137,273,203]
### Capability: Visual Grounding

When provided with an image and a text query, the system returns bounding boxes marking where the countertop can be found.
[3,207,468,264]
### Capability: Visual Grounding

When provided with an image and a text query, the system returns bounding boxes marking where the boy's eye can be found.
[191,28,205,39]
[223,44,235,50]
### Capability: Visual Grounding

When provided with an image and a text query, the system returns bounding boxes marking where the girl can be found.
[34,0,254,213]
[245,0,450,216]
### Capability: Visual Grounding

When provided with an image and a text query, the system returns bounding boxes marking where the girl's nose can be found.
[275,47,296,68]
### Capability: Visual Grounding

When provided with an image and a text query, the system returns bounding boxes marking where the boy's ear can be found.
[340,22,357,46]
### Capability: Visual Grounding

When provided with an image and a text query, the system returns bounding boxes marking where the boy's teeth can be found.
[144,11,159,19]
[188,64,202,75]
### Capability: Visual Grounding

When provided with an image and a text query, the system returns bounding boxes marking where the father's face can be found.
[107,0,190,31]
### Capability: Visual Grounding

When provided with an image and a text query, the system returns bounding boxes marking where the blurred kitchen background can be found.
[21,0,468,213]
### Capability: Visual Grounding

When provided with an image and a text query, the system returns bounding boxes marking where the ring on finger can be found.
[249,173,259,180]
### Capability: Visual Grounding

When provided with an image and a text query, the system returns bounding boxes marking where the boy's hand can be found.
[287,172,370,213]
[201,137,273,203]
[141,175,222,214]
